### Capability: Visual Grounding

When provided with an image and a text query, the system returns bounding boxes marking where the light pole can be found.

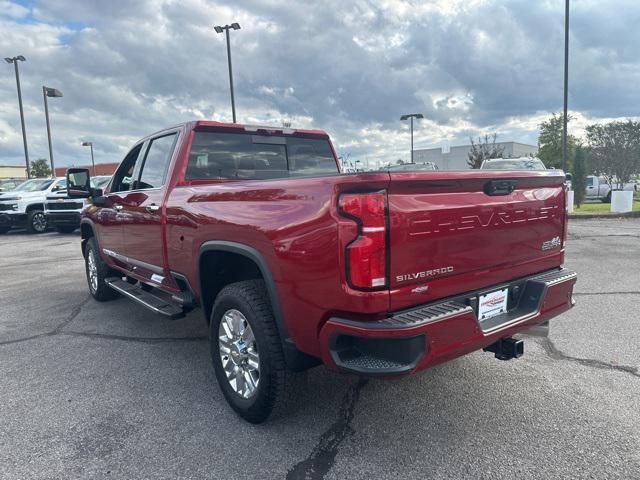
[400,113,424,164]
[4,55,30,178]
[82,142,95,176]
[214,22,241,123]
[562,0,570,172]
[42,86,63,177]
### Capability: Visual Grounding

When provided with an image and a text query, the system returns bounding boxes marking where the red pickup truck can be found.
[67,121,576,423]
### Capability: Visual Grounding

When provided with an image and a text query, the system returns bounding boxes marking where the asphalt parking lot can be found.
[1,218,639,479]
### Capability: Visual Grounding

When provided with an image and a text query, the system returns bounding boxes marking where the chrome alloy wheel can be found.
[87,249,98,293]
[218,309,260,399]
[32,212,47,232]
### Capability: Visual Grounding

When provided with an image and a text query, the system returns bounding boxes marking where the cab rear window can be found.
[186,131,338,180]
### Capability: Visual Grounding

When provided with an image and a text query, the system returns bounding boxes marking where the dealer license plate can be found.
[478,288,508,322]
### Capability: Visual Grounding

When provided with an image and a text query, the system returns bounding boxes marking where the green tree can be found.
[585,120,640,189]
[537,113,577,170]
[467,133,505,168]
[30,158,51,178]
[572,145,588,207]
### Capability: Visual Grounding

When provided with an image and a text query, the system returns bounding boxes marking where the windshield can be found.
[13,179,55,192]
[384,163,438,172]
[0,180,19,189]
[481,159,546,170]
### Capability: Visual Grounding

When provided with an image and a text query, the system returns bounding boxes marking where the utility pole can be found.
[400,113,424,164]
[43,86,63,177]
[4,56,30,178]
[562,0,570,171]
[82,142,95,176]
[214,23,241,123]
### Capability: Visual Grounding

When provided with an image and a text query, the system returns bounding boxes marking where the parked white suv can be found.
[0,177,66,234]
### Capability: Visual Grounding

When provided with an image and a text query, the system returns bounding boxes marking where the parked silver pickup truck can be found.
[586,175,637,203]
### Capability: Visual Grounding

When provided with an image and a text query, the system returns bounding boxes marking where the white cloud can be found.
[1,0,639,168]
[0,1,29,20]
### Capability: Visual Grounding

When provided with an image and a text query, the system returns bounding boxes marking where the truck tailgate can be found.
[387,170,567,311]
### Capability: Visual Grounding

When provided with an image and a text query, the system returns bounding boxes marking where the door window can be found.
[111,144,144,193]
[137,133,178,189]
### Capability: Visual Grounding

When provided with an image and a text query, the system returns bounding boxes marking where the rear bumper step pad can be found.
[319,268,577,376]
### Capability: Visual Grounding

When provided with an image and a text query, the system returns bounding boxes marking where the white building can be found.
[413,142,538,170]
[0,165,28,179]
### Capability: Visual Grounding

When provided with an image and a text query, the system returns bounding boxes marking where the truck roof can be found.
[148,120,329,139]
[191,120,329,137]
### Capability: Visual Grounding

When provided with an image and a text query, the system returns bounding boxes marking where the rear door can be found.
[119,131,178,286]
[387,170,566,310]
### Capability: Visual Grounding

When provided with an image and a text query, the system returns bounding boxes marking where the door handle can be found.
[484,179,517,196]
[145,204,160,213]
[114,204,123,211]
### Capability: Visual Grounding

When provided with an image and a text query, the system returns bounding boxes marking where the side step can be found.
[105,277,186,319]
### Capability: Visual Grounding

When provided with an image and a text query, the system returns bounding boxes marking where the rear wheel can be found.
[85,237,119,301]
[55,225,77,234]
[602,191,612,203]
[26,210,47,233]
[210,280,297,423]
[0,226,10,234]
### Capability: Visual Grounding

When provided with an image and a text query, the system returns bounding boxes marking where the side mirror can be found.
[67,168,91,198]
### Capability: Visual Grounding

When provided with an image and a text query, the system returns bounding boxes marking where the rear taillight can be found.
[339,191,388,290]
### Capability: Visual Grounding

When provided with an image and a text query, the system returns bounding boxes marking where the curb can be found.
[569,211,640,220]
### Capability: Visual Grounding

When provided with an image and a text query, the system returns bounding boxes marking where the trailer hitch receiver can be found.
[483,337,524,360]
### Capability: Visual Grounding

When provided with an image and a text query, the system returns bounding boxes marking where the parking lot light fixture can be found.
[5,55,30,178]
[400,113,424,164]
[82,141,95,176]
[43,86,63,177]
[214,22,241,123]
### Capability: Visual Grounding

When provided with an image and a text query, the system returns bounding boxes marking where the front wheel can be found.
[26,210,47,233]
[210,280,297,423]
[84,237,119,301]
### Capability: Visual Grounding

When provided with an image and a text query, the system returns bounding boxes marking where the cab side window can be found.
[110,144,143,193]
[137,133,177,189]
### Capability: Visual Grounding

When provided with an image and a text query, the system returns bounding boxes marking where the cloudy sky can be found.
[1,0,639,169]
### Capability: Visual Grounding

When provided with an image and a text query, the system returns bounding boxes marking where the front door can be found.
[119,132,178,287]
[95,143,145,263]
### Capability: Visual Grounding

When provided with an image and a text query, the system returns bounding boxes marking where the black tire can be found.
[602,192,612,203]
[84,237,119,301]
[55,225,77,234]
[26,209,47,233]
[210,279,297,423]
[0,226,10,234]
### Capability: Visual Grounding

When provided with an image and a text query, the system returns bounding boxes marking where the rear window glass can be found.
[186,132,337,180]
